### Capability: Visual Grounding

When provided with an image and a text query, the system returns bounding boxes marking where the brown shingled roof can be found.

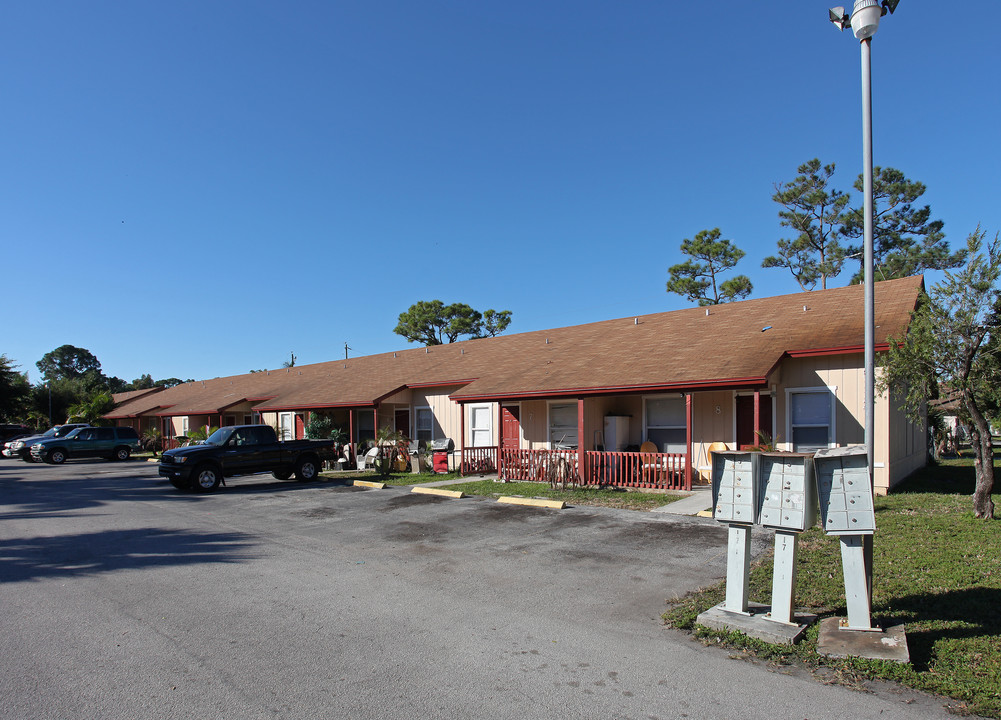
[107,276,922,416]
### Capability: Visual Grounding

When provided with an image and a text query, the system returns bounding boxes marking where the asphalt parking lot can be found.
[0,459,952,719]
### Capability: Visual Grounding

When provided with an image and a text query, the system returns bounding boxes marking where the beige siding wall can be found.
[773,354,926,494]
[410,386,465,456]
[690,391,739,482]
[886,384,927,491]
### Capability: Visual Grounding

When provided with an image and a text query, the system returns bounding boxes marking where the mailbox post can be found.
[814,446,877,631]
[757,453,818,625]
[710,451,758,614]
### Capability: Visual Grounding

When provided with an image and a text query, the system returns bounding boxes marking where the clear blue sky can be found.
[3,1,999,384]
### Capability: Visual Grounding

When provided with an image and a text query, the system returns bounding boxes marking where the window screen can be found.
[790,390,832,452]
[549,403,578,448]
[646,397,686,454]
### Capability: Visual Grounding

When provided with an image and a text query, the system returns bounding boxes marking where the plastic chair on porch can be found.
[640,441,666,484]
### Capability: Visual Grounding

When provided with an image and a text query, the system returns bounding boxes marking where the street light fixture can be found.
[827,0,900,635]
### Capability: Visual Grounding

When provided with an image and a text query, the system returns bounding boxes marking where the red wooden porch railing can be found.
[464,446,690,492]
[461,446,498,475]
[584,450,689,491]
[496,447,579,482]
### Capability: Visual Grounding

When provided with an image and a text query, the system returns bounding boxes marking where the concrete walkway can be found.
[653,484,713,515]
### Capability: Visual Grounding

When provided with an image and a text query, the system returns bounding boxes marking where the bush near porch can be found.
[664,457,1001,718]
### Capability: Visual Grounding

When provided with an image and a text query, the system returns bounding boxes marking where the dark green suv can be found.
[30,426,141,464]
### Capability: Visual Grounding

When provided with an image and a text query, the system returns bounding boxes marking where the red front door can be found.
[736,395,772,449]
[502,406,520,450]
[395,409,411,439]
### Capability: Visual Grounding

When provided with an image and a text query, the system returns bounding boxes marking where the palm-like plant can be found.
[141,427,163,455]
[374,426,408,478]
[66,391,115,426]
[186,425,219,444]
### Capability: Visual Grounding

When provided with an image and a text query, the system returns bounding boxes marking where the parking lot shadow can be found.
[0,527,258,584]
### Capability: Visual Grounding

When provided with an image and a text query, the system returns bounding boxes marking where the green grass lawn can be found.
[664,458,1001,717]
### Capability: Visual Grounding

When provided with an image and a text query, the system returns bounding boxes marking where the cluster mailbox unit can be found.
[709,450,818,631]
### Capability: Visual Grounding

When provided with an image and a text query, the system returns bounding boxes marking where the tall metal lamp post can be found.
[823,2,909,657]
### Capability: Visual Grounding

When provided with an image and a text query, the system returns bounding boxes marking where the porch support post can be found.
[497,403,503,475]
[460,403,466,475]
[577,398,585,484]
[753,389,760,444]
[685,393,693,490]
[349,410,355,465]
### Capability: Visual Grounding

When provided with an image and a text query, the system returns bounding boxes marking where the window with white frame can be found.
[470,405,492,447]
[645,396,686,454]
[789,388,834,452]
[181,417,189,436]
[549,403,578,448]
[415,407,434,444]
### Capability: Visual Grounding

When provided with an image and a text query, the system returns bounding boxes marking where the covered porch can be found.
[457,387,775,492]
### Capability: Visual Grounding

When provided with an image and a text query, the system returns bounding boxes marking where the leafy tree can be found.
[480,309,513,339]
[154,378,188,388]
[879,227,1000,519]
[66,391,115,426]
[842,166,966,283]
[666,228,753,306]
[763,159,851,290]
[394,301,512,345]
[36,345,103,383]
[130,374,156,390]
[0,354,32,422]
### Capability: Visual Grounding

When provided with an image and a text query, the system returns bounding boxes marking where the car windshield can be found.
[62,428,86,439]
[39,427,59,438]
[54,426,81,438]
[202,427,236,446]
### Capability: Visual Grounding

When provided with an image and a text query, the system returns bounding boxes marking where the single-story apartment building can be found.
[106,275,927,495]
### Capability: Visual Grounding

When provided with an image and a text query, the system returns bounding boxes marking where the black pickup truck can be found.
[159,425,333,492]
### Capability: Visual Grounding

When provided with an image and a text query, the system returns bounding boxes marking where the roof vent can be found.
[546,338,550,344]
[634,317,638,325]
[803,305,809,312]
[394,352,397,358]
[706,308,710,316]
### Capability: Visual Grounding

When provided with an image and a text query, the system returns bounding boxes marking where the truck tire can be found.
[113,446,131,461]
[295,456,319,482]
[48,449,67,465]
[193,464,221,492]
[272,469,292,481]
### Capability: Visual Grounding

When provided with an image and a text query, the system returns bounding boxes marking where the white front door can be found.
[279,412,295,441]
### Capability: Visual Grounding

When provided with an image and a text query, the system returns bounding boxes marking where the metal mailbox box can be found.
[757,452,818,532]
[813,446,875,535]
[711,451,759,525]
